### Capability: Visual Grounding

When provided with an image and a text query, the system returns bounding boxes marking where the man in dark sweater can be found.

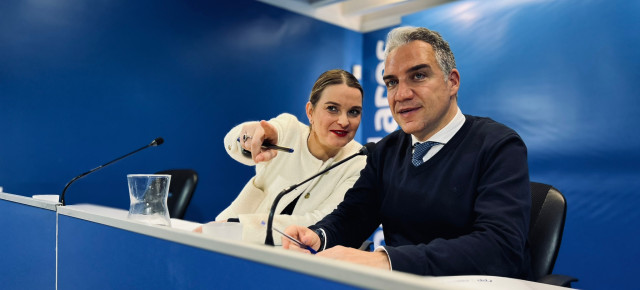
[283,26,532,279]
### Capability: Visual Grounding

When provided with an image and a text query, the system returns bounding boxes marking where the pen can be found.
[262,142,294,153]
[273,227,317,254]
[237,138,294,153]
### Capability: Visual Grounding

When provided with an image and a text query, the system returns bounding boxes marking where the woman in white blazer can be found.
[202,69,366,245]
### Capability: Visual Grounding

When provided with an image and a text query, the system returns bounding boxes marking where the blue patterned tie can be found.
[412,141,439,167]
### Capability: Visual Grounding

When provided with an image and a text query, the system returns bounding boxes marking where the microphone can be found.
[264,142,376,246]
[59,137,164,206]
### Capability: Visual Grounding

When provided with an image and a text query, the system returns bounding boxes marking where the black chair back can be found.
[528,182,566,280]
[156,169,198,219]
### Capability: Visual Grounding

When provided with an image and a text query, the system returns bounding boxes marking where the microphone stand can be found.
[264,144,371,246]
[59,137,164,206]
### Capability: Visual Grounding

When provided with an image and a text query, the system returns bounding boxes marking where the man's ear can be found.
[448,68,460,97]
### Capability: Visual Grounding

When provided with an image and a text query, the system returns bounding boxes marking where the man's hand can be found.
[281,225,320,253]
[281,226,391,271]
[317,246,391,270]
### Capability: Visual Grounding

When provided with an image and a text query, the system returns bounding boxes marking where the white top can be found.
[217,113,366,245]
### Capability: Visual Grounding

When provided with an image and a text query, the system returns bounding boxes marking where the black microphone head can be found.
[151,137,164,146]
[359,142,377,155]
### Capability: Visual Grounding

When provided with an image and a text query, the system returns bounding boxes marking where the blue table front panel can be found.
[57,215,358,289]
[0,199,57,290]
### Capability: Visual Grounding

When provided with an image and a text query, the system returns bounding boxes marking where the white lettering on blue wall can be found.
[368,40,397,143]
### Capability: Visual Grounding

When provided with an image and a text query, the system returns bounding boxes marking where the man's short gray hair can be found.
[384,26,457,80]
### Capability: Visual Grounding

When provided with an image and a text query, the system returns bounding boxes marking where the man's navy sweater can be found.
[313,115,533,279]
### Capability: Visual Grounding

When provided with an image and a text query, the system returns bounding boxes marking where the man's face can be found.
[383,41,460,141]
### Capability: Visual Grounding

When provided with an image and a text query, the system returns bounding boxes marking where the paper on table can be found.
[170,218,202,231]
[32,195,61,203]
[201,222,243,241]
[423,275,570,290]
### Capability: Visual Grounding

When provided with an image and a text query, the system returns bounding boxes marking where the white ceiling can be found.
[258,0,458,33]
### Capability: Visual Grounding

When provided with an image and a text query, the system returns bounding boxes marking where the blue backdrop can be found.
[361,0,639,289]
[0,0,361,221]
[1,0,638,289]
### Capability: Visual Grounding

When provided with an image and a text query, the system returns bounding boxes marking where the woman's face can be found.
[306,83,362,160]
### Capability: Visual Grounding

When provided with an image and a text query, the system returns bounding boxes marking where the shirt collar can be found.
[411,107,465,145]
